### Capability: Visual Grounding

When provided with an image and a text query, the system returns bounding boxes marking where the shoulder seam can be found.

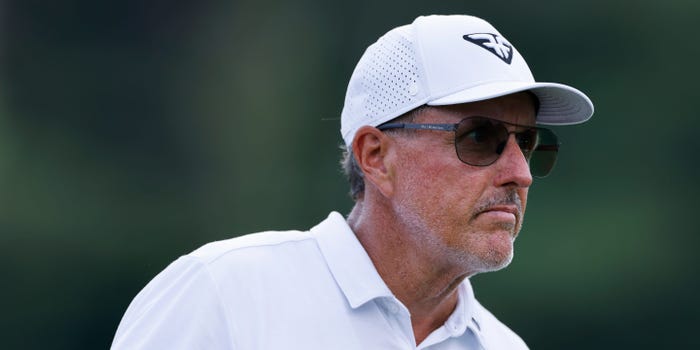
[190,231,316,265]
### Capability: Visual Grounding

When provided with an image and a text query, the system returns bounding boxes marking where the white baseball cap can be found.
[340,14,594,147]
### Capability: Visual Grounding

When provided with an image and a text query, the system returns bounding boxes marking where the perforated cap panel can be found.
[341,26,430,146]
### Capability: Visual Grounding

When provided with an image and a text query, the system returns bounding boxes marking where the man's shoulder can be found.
[188,229,317,264]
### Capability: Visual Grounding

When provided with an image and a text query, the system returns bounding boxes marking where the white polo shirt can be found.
[112,212,528,349]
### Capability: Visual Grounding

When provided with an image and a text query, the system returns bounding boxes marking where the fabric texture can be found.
[112,212,528,349]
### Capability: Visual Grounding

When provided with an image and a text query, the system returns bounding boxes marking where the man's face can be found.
[388,92,536,275]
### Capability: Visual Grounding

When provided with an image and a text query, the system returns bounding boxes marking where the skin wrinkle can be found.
[348,92,536,345]
[388,106,531,274]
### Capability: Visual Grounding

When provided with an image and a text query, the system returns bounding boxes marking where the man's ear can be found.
[351,126,395,198]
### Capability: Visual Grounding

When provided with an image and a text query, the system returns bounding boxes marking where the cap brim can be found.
[427,81,594,125]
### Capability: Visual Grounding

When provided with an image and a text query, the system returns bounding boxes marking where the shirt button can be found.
[446,323,459,336]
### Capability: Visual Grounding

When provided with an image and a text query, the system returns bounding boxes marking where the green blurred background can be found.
[2,0,699,349]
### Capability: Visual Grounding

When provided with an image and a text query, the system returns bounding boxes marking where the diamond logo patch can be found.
[463,33,514,64]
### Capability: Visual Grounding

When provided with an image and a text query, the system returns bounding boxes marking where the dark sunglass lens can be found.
[515,129,538,156]
[455,118,508,166]
[529,129,559,177]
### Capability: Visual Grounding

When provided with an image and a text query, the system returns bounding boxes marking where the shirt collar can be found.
[449,279,484,336]
[311,211,486,339]
[311,212,394,309]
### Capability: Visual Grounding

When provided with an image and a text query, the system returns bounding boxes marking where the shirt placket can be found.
[376,297,417,349]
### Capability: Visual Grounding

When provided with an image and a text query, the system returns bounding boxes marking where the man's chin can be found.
[468,246,514,274]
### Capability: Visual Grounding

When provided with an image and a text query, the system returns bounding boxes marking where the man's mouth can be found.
[482,205,519,216]
[478,205,519,221]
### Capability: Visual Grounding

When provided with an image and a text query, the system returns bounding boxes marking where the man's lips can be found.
[478,205,520,221]
[471,190,523,225]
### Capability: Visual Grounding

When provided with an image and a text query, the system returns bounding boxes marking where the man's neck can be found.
[347,201,470,345]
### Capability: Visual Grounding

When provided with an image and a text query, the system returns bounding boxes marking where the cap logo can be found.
[463,33,514,64]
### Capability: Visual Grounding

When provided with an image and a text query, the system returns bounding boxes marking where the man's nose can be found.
[492,135,533,188]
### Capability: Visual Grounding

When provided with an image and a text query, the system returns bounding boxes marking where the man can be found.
[112,15,593,349]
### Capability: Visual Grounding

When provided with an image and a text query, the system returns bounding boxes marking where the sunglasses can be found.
[377,116,560,177]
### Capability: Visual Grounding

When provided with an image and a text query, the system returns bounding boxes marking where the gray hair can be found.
[340,105,428,201]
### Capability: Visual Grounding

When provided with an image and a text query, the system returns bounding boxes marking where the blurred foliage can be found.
[1,0,699,349]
